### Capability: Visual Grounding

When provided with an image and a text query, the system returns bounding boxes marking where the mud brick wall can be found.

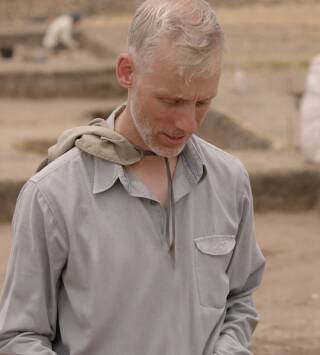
[0,64,126,98]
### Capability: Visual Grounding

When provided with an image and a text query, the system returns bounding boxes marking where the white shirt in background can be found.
[300,54,320,163]
[43,15,77,50]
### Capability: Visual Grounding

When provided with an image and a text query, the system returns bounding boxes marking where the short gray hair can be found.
[127,0,224,76]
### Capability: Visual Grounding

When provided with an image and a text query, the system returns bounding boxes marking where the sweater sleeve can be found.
[213,172,265,355]
[0,181,68,354]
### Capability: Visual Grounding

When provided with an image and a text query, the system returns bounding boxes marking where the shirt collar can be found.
[181,136,207,185]
[92,105,127,194]
[92,105,207,194]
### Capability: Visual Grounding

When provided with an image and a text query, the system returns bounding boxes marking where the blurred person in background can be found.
[0,1,265,354]
[43,12,82,53]
[299,54,320,163]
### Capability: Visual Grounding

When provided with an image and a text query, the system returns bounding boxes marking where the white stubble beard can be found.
[130,92,186,158]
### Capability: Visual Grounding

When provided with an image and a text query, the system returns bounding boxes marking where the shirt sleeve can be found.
[0,181,68,354]
[213,172,265,355]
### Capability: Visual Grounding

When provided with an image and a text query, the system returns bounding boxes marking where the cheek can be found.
[159,109,180,128]
[140,100,167,126]
[196,107,210,124]
[153,103,176,124]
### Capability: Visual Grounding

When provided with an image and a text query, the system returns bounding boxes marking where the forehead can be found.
[136,39,222,98]
[139,55,221,100]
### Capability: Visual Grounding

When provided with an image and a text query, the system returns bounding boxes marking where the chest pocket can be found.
[194,235,236,309]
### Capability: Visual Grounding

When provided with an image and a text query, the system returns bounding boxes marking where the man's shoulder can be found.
[31,147,83,183]
[191,135,248,178]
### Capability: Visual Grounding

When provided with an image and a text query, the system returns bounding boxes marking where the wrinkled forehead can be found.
[137,52,221,101]
[137,38,222,80]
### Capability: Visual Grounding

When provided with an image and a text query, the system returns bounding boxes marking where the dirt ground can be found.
[0,2,320,354]
[252,212,320,355]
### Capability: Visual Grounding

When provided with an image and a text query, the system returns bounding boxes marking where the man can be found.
[0,0,265,354]
[299,53,320,163]
[43,12,81,52]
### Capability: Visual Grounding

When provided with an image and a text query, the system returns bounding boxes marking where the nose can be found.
[174,103,198,134]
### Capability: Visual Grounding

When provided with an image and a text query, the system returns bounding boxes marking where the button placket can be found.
[147,199,168,246]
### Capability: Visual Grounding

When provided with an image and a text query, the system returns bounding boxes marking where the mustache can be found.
[159,130,187,138]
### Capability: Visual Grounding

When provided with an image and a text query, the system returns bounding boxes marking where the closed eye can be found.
[196,99,212,107]
[161,98,184,106]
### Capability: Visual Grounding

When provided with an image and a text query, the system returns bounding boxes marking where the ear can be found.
[116,53,134,89]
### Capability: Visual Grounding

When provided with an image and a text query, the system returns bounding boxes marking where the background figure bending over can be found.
[299,54,320,163]
[43,12,82,53]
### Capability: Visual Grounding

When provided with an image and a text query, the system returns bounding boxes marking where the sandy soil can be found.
[252,212,320,355]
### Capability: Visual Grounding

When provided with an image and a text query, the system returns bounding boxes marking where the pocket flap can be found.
[194,235,235,256]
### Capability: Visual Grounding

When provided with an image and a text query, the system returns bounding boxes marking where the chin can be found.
[148,143,185,158]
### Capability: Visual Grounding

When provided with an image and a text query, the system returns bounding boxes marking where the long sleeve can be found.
[0,181,68,354]
[213,174,265,355]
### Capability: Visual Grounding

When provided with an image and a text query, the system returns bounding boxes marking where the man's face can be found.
[128,49,221,157]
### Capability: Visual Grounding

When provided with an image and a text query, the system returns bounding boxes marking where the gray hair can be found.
[127,0,224,76]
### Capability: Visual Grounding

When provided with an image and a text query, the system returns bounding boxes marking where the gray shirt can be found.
[0,109,265,355]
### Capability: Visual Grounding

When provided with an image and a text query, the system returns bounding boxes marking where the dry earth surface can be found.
[252,212,320,355]
[1,2,320,354]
